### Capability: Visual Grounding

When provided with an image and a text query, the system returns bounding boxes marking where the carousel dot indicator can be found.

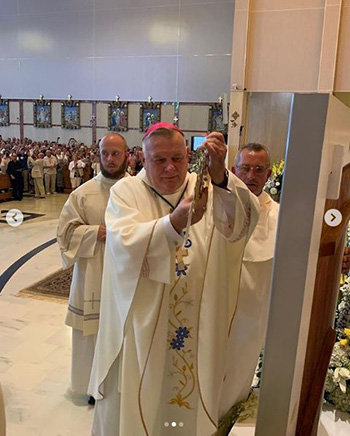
[164,422,169,427]
[179,422,184,427]
[171,422,177,427]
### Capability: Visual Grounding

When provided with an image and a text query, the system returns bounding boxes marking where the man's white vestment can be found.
[57,173,121,335]
[219,190,279,415]
[89,170,259,435]
[57,173,127,393]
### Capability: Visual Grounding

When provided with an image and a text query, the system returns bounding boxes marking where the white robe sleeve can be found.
[105,184,177,286]
[162,214,185,249]
[212,170,260,242]
[57,193,100,269]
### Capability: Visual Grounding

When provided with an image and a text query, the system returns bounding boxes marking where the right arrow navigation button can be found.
[324,209,342,227]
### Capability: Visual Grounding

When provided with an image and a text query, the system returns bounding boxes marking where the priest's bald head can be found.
[99,133,128,180]
[141,123,188,195]
[233,143,272,196]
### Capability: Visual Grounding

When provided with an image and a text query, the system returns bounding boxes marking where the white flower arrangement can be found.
[333,367,350,394]
[264,159,284,202]
[252,228,350,414]
[324,275,350,413]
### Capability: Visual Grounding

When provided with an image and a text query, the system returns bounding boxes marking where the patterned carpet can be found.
[18,267,72,301]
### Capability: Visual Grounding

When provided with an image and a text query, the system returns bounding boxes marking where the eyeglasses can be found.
[237,165,268,174]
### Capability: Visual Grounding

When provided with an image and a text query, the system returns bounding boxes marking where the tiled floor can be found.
[0,194,349,436]
[0,195,93,436]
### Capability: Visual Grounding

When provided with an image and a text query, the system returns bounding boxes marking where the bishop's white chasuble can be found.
[90,170,259,436]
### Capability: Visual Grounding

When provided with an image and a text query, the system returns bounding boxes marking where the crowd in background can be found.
[0,136,143,200]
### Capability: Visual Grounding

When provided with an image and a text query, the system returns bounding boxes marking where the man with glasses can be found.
[233,143,273,196]
[57,133,129,404]
[220,143,279,407]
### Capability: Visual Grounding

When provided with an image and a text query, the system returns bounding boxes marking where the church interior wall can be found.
[1,94,293,157]
[8,101,19,125]
[23,102,33,125]
[96,103,109,129]
[80,103,93,128]
[335,0,350,90]
[51,102,61,126]
[0,0,234,102]
[0,0,242,151]
[245,92,292,162]
[2,101,20,139]
[233,0,350,94]
[0,0,305,160]
[156,103,174,125]
[1,99,216,148]
[246,1,325,91]
[0,125,20,140]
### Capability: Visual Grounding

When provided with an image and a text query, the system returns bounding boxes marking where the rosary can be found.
[176,150,210,271]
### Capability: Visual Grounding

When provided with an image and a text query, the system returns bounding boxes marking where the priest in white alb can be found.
[89,123,260,435]
[219,143,279,418]
[57,133,129,403]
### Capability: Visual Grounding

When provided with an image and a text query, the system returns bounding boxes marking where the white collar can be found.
[94,171,128,186]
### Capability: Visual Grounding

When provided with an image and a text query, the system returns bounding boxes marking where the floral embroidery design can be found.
[170,327,190,350]
[175,263,188,276]
[170,337,185,350]
[176,326,190,339]
[167,280,195,409]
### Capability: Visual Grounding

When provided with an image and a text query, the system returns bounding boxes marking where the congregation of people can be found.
[0,135,143,200]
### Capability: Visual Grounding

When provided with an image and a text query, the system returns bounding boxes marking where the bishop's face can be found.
[142,132,189,195]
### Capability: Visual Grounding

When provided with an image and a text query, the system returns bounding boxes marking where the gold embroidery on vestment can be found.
[168,278,196,409]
